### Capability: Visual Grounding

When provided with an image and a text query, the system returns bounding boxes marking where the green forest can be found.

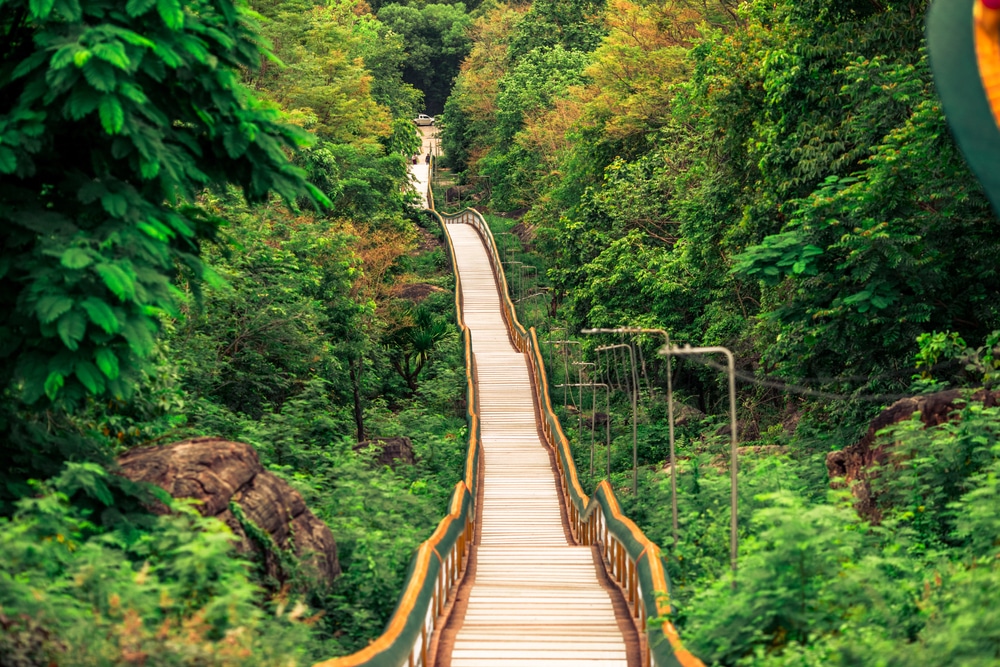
[3,0,1000,664]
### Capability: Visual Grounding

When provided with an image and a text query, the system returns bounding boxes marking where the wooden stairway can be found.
[442,223,632,667]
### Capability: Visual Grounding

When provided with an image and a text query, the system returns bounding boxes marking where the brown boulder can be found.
[118,437,340,585]
[673,402,705,427]
[354,436,415,467]
[826,389,1000,520]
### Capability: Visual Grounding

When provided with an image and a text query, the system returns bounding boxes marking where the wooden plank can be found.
[442,224,629,665]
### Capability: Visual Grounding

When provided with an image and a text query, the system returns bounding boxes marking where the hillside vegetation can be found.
[441,0,1000,664]
[0,0,474,661]
[3,0,1000,663]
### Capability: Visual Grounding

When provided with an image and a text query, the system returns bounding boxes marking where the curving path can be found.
[409,125,437,208]
[439,223,632,666]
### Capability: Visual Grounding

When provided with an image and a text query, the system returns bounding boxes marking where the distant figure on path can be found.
[425,154,431,164]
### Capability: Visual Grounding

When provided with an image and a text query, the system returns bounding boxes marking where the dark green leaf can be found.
[80,297,120,333]
[96,263,136,300]
[74,360,106,395]
[122,317,155,357]
[100,191,128,217]
[0,147,16,174]
[29,0,55,19]
[57,310,87,350]
[37,295,74,323]
[125,0,156,16]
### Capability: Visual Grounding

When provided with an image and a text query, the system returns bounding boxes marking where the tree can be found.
[480,44,591,207]
[376,2,472,114]
[439,3,524,173]
[0,0,321,488]
[506,0,607,61]
[384,303,450,394]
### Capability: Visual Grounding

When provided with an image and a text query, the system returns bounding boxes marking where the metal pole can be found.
[590,383,597,478]
[548,327,564,392]
[596,348,612,478]
[556,382,609,483]
[551,340,580,408]
[573,361,595,448]
[665,335,678,548]
[658,343,738,590]
[523,265,536,298]
[505,261,522,302]
[584,327,680,547]
[594,343,638,495]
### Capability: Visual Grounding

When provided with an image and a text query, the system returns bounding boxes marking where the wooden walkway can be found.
[443,223,631,666]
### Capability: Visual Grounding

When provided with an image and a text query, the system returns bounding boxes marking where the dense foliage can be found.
[442,0,1000,664]
[7,0,1000,660]
[0,0,468,660]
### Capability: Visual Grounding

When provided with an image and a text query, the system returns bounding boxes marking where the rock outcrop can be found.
[354,436,415,467]
[118,437,340,585]
[826,389,1000,520]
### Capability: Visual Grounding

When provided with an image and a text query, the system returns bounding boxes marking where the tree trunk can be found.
[350,356,365,441]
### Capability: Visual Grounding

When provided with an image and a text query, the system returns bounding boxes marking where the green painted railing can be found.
[321,169,702,666]
[315,206,478,667]
[451,206,703,667]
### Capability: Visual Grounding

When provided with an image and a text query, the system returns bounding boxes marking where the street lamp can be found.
[503,260,522,300]
[572,360,595,443]
[521,265,537,297]
[556,381,610,479]
[549,340,580,407]
[585,327,740,587]
[583,327,679,546]
[593,343,639,495]
[515,289,549,304]
[660,342,739,590]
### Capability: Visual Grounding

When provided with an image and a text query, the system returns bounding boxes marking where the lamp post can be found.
[549,340,580,407]
[660,343,739,590]
[515,290,549,329]
[593,343,639,495]
[498,232,515,263]
[521,265,537,298]
[503,260,522,300]
[583,327,678,547]
[547,327,564,381]
[572,361,595,443]
[556,381,610,479]
[515,289,549,304]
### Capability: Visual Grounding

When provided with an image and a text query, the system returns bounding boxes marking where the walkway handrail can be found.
[315,208,480,667]
[448,206,703,667]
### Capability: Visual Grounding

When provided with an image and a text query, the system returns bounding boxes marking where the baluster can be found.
[420,622,427,666]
